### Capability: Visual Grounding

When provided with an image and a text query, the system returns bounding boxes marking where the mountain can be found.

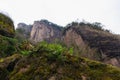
[63,22,120,67]
[16,20,63,43]
[1,42,120,80]
[30,20,63,43]
[16,20,120,67]
[1,13,120,80]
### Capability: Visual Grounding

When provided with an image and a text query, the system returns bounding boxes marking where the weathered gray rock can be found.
[30,20,63,43]
[63,22,120,67]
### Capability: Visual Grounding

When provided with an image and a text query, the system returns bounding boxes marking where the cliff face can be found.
[63,28,85,47]
[30,20,63,43]
[63,22,120,67]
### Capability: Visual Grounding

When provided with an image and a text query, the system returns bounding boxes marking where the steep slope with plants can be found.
[0,13,15,38]
[1,13,120,79]
[0,13,17,58]
[1,42,120,80]
[0,35,17,57]
[16,20,120,67]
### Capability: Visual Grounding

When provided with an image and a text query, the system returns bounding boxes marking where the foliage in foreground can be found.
[0,42,120,80]
[34,42,73,61]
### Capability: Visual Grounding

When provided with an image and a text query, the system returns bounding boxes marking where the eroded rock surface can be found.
[30,20,63,43]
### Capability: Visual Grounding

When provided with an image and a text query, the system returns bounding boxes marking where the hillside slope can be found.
[16,20,120,67]
[0,13,17,58]
[1,13,120,80]
[1,43,120,80]
[0,13,15,38]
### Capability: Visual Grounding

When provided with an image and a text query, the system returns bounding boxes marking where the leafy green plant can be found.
[20,50,31,56]
[18,40,34,56]
[68,47,74,55]
[35,42,74,61]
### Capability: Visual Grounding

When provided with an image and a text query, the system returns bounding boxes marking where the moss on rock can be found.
[0,54,22,80]
[0,39,120,80]
[0,13,15,38]
[8,44,120,80]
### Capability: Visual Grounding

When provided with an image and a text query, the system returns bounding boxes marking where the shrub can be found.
[35,42,74,61]
[0,35,17,57]
[18,40,34,56]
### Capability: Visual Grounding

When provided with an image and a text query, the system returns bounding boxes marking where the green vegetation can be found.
[15,28,27,42]
[65,21,110,33]
[0,54,22,80]
[7,43,120,80]
[15,25,32,42]
[0,40,120,80]
[18,40,33,56]
[0,13,120,80]
[0,35,17,57]
[0,13,15,37]
[0,13,16,57]
[34,42,73,61]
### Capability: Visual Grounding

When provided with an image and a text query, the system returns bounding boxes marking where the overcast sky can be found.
[0,0,120,34]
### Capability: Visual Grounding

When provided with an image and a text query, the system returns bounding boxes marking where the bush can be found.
[18,40,34,56]
[35,42,74,61]
[0,35,17,57]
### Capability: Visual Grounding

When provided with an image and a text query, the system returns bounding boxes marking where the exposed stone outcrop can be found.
[0,13,15,37]
[30,20,63,43]
[63,28,85,47]
[16,20,120,67]
[63,22,120,67]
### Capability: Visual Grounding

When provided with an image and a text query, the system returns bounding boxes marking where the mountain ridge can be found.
[16,20,120,67]
[0,13,120,80]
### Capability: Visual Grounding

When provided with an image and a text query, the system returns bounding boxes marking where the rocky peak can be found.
[30,20,63,43]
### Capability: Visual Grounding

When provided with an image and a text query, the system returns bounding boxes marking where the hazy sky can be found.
[0,0,120,34]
